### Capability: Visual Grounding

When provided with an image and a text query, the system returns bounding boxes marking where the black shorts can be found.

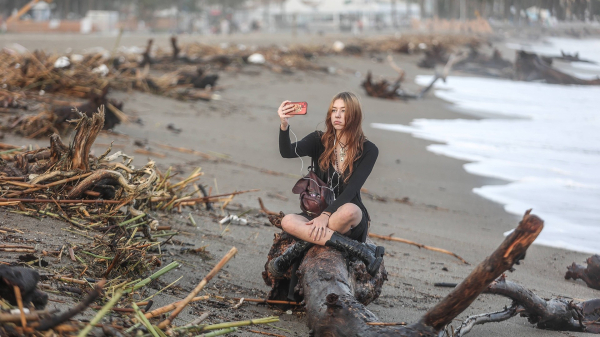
[296,209,369,243]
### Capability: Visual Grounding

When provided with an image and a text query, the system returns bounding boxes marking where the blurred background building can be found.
[0,0,598,34]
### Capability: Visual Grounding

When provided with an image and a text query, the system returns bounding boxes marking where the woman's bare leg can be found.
[281,203,362,245]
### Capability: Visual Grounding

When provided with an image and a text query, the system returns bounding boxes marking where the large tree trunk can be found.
[264,211,544,336]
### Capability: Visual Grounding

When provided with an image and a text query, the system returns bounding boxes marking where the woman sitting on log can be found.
[269,92,383,277]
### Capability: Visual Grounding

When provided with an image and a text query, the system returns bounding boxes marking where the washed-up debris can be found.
[565,255,600,290]
[515,50,600,85]
[219,215,248,226]
[362,54,462,100]
[0,246,286,336]
[550,50,597,64]
[447,275,600,336]
[0,109,255,277]
[416,43,600,85]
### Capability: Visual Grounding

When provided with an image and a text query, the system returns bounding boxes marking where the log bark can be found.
[565,255,600,290]
[483,276,600,332]
[515,51,600,85]
[450,276,600,335]
[264,210,544,336]
[421,210,543,330]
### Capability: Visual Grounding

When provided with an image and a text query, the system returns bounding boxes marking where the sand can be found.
[0,32,597,336]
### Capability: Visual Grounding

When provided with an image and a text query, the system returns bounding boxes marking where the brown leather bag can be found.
[292,167,334,217]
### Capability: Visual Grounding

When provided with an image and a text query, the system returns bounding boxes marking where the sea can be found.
[372,37,600,255]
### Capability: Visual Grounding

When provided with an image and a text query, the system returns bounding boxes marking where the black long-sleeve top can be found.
[279,128,378,217]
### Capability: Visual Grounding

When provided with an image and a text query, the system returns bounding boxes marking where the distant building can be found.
[239,0,427,33]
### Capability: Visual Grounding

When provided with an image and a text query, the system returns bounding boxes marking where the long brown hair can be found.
[319,92,365,182]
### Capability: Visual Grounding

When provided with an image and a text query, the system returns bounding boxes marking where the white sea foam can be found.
[372,75,600,254]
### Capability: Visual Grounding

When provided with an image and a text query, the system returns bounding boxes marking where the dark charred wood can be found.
[36,280,104,331]
[361,71,404,100]
[262,231,297,302]
[53,89,123,131]
[139,39,154,67]
[67,169,121,199]
[466,276,600,334]
[171,36,181,61]
[565,255,600,290]
[176,68,219,89]
[417,43,449,69]
[515,50,600,85]
[453,48,513,78]
[0,265,48,310]
[551,50,597,64]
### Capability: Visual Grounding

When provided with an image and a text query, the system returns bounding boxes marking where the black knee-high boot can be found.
[326,232,382,277]
[364,242,385,258]
[267,240,314,278]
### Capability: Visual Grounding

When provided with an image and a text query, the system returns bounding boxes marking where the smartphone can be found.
[285,102,308,115]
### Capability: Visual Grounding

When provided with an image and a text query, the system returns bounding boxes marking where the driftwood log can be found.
[515,50,600,85]
[565,255,600,290]
[263,210,543,336]
[450,275,600,336]
[362,53,463,101]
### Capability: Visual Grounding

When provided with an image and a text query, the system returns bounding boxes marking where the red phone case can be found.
[286,102,308,115]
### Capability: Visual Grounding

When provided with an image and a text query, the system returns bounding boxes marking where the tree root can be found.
[448,276,600,335]
[565,255,600,290]
[67,164,156,199]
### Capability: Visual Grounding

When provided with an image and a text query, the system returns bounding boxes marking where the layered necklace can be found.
[333,138,347,174]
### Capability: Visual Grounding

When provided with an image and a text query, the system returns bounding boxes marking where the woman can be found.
[269,92,383,277]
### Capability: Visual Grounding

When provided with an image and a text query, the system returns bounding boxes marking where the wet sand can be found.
[1,32,597,336]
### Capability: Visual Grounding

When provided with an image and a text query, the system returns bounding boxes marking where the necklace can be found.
[339,146,347,162]
[337,139,347,162]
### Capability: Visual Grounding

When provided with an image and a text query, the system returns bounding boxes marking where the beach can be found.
[1,32,598,336]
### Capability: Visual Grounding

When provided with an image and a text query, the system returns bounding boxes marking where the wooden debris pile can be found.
[131,35,486,76]
[0,43,222,138]
[0,109,277,336]
[515,50,600,85]
[416,43,600,85]
[0,108,249,278]
[132,37,330,74]
[0,246,286,336]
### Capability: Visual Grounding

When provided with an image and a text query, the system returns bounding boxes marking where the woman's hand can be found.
[306,214,329,242]
[278,100,295,130]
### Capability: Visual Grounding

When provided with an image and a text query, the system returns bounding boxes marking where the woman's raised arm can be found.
[279,129,320,159]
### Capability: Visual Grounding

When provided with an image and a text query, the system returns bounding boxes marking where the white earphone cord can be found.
[289,122,339,197]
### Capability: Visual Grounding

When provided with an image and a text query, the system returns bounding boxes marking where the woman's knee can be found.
[281,214,295,232]
[335,204,362,224]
